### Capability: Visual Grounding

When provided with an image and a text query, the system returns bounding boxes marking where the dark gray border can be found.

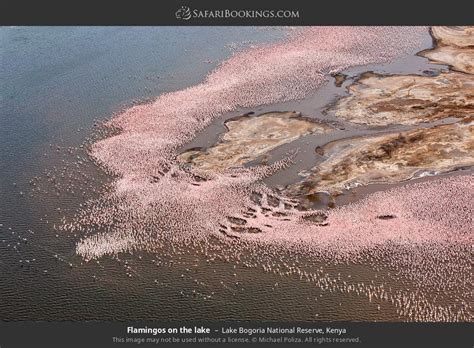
[0,321,472,347]
[1,0,474,25]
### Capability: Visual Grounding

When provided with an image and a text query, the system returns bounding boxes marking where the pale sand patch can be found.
[177,111,331,171]
[287,121,474,196]
[420,45,474,74]
[430,26,474,48]
[419,26,474,74]
[331,72,474,126]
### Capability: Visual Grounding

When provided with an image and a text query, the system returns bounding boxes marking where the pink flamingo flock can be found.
[58,27,472,322]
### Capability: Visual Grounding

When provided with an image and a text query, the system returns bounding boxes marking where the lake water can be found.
[0,27,456,322]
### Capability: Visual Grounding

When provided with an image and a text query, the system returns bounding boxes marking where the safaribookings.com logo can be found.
[176,6,192,20]
[175,6,299,20]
